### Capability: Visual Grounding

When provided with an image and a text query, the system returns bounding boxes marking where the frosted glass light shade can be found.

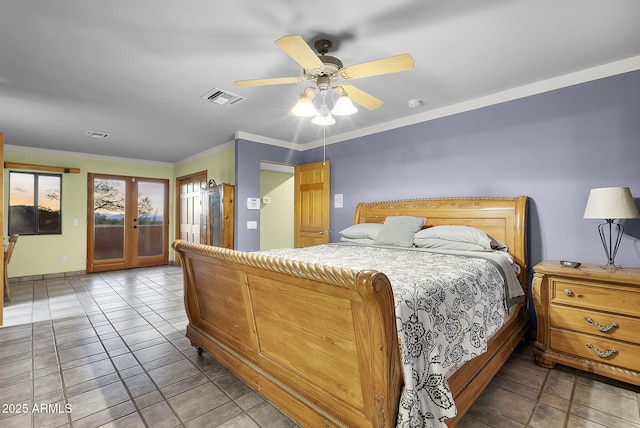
[311,113,335,126]
[331,94,358,116]
[583,187,640,219]
[290,96,318,117]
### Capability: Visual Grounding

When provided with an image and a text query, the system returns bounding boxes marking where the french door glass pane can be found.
[93,178,126,260]
[137,181,165,257]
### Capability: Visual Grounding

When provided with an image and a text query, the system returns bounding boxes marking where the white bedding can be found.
[260,243,523,427]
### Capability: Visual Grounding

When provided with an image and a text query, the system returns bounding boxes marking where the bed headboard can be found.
[353,196,529,289]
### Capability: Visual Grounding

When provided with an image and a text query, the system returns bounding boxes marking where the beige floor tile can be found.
[140,400,182,427]
[167,382,231,422]
[539,391,571,413]
[67,381,130,421]
[214,373,253,399]
[185,401,245,428]
[571,402,640,428]
[492,373,541,400]
[71,400,137,428]
[62,358,116,387]
[573,382,640,424]
[472,383,537,424]
[123,372,157,397]
[216,413,261,428]
[160,373,210,399]
[246,401,298,428]
[529,402,567,428]
[134,389,165,410]
[147,359,201,388]
[101,410,147,428]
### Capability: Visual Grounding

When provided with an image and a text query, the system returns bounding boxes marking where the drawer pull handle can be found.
[586,343,618,359]
[586,317,619,333]
[563,289,573,296]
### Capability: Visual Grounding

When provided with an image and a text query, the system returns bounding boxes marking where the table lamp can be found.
[583,187,639,266]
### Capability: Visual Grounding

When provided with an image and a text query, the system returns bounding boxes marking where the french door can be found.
[87,174,169,273]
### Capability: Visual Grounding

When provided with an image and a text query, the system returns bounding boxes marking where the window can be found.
[9,172,62,235]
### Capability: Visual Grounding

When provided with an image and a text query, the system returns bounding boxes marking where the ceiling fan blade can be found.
[339,54,415,80]
[339,84,383,110]
[275,35,324,72]
[234,76,306,87]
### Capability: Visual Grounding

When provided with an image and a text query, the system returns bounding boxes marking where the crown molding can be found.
[299,55,640,150]
[5,144,174,167]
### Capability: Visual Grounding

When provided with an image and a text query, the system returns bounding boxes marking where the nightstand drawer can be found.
[550,329,640,372]
[551,279,640,317]
[549,305,640,344]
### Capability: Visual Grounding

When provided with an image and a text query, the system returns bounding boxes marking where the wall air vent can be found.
[85,131,110,139]
[201,88,246,106]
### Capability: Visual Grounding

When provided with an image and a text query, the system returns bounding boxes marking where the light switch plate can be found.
[334,193,344,208]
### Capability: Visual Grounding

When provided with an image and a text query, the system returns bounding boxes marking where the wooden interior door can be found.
[176,171,207,244]
[87,174,169,272]
[294,161,330,248]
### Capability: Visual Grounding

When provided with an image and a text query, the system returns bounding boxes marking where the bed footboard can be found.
[173,240,403,428]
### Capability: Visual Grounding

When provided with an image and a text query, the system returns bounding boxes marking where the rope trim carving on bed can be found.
[354,196,518,208]
[172,240,362,289]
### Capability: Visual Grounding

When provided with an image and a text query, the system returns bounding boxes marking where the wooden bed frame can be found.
[172,196,529,427]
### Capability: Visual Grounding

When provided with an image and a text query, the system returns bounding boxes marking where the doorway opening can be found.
[260,162,294,251]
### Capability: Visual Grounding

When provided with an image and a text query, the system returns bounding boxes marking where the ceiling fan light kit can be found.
[330,92,358,116]
[235,35,415,126]
[290,88,318,117]
[311,107,336,126]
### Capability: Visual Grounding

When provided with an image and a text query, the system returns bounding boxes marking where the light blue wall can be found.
[300,70,640,271]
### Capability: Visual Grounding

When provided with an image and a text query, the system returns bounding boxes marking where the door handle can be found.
[318,230,330,235]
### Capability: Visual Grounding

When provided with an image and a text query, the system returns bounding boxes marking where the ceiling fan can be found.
[234,35,415,124]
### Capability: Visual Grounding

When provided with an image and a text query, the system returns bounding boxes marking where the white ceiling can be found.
[1,1,639,164]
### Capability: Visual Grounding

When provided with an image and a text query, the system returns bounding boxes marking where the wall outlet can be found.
[61,256,67,263]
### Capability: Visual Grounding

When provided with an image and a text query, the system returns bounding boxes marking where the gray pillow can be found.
[339,223,383,240]
[339,237,376,245]
[414,237,489,252]
[414,225,506,250]
[374,216,426,247]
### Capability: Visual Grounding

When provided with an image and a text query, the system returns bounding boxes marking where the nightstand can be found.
[532,260,640,385]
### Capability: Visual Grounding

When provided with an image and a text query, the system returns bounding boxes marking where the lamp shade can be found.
[583,187,640,219]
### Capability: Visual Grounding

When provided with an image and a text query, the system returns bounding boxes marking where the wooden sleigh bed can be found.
[172,196,529,427]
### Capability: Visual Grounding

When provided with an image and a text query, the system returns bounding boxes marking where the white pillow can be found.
[339,223,383,240]
[414,225,506,250]
[374,216,426,247]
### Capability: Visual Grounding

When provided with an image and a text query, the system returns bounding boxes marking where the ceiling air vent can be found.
[201,88,246,106]
[85,131,110,139]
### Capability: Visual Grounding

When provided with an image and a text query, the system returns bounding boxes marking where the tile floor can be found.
[1,265,639,428]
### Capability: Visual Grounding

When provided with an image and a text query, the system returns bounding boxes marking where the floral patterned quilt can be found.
[260,243,522,427]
